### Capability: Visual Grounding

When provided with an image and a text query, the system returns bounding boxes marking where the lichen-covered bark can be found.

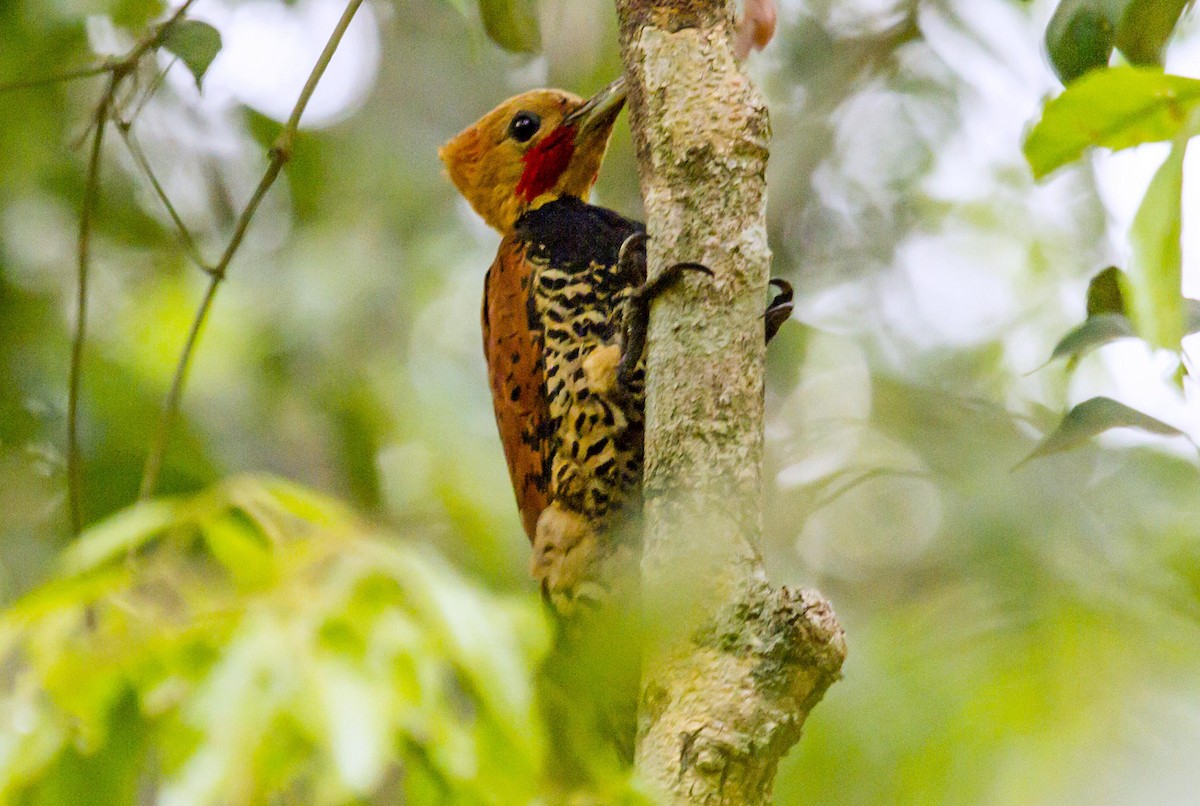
[614,2,846,802]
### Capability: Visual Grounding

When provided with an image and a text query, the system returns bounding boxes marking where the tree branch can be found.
[614,1,845,802]
[139,0,366,499]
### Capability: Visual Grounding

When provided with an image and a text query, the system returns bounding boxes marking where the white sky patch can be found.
[776,332,873,489]
[184,0,381,129]
[888,228,1022,349]
[506,56,550,91]
[825,0,908,37]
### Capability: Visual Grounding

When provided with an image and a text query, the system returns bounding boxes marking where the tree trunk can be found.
[614,2,847,802]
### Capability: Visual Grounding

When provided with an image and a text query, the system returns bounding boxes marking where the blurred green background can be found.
[2,0,1200,802]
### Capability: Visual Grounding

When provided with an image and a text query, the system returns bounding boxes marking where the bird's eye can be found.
[508,111,541,143]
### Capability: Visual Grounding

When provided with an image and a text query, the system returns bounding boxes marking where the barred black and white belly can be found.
[515,196,647,527]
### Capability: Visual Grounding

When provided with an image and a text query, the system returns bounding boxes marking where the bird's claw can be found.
[632,261,713,306]
[617,232,649,285]
[544,579,609,617]
[764,277,793,344]
[615,233,713,300]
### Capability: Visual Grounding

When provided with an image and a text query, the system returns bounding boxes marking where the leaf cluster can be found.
[0,478,550,805]
[1022,4,1198,464]
[1045,0,1192,83]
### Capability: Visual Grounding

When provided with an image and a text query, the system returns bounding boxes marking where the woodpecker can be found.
[440,79,791,612]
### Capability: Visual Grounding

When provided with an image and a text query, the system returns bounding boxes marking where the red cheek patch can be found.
[516,125,577,202]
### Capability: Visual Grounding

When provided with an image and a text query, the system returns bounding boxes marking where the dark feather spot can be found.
[584,439,608,460]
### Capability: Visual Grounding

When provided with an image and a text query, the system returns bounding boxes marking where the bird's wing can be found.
[482,236,550,542]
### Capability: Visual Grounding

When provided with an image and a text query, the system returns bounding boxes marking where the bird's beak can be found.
[563,76,628,142]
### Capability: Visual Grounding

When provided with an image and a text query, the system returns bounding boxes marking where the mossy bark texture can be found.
[614,2,846,802]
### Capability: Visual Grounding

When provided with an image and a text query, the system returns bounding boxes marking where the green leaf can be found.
[1024,67,1200,179]
[1086,265,1127,316]
[159,19,222,89]
[1046,267,1200,365]
[314,657,391,794]
[1115,0,1191,66]
[1045,0,1116,84]
[1044,0,1190,83]
[201,513,274,589]
[1124,122,1189,349]
[111,0,167,30]
[0,568,129,627]
[58,499,178,577]
[22,691,145,806]
[1019,396,1186,465]
[365,543,546,756]
[1049,312,1135,364]
[477,0,540,53]
[251,475,351,526]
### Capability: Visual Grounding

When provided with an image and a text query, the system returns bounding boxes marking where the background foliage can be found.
[1,0,1199,802]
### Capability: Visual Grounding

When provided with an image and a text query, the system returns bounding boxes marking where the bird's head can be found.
[439,78,627,233]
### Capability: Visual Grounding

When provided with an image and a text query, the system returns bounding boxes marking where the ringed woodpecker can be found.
[440,78,791,612]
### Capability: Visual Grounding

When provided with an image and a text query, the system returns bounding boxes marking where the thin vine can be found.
[3,0,201,534]
[139,0,367,499]
[65,76,112,535]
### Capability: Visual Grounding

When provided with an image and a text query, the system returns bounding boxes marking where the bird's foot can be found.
[765,278,793,344]
[615,233,713,391]
[532,504,640,617]
[532,504,606,615]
